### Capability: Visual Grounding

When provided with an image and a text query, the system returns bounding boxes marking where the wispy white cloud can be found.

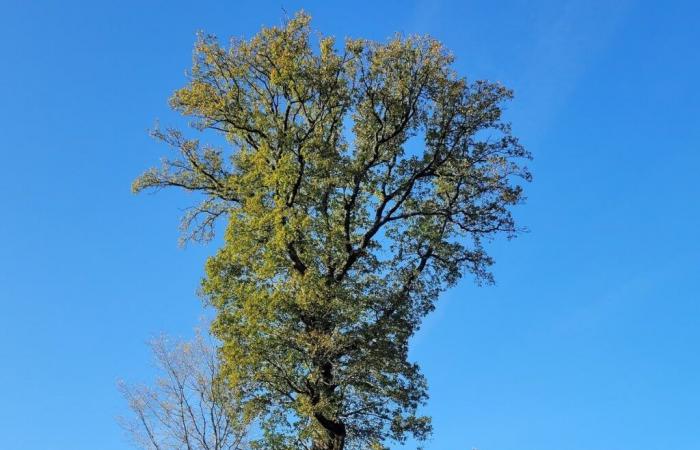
[409,0,634,144]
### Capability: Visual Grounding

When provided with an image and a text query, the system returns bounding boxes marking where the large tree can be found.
[134,12,530,450]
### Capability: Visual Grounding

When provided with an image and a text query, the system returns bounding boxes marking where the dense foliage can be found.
[135,12,530,450]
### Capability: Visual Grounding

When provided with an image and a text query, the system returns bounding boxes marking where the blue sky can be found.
[1,1,698,449]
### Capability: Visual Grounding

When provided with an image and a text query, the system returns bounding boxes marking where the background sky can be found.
[1,1,698,449]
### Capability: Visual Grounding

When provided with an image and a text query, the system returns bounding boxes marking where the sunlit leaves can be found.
[135,11,530,450]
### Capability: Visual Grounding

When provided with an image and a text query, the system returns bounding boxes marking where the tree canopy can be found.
[134,11,530,450]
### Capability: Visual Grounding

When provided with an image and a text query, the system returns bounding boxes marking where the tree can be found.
[118,333,251,450]
[134,12,531,450]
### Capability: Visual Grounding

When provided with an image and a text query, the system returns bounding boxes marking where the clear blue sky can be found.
[1,1,698,449]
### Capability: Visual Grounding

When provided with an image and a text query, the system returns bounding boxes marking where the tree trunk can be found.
[312,413,346,450]
[311,434,345,450]
[308,314,346,449]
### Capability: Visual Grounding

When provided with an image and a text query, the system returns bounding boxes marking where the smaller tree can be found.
[118,332,251,450]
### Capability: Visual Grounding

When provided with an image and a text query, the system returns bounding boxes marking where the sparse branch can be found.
[119,333,251,450]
